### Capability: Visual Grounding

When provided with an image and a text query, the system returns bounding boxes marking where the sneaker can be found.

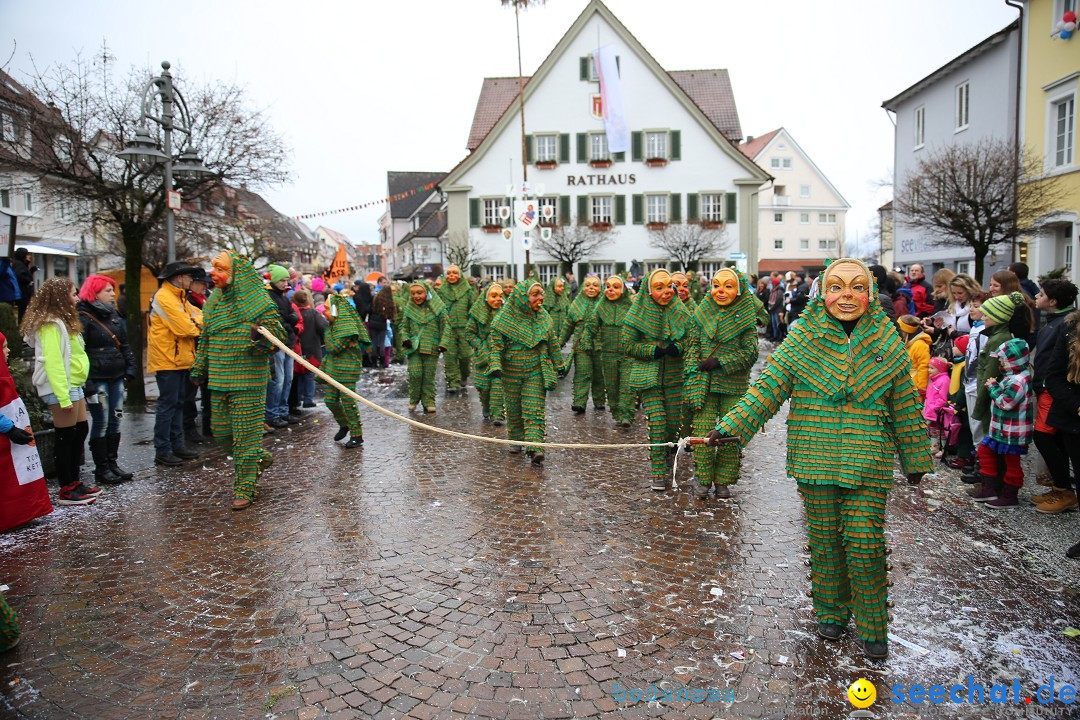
[154,453,185,466]
[57,483,96,505]
[344,437,363,449]
[714,484,732,499]
[173,447,200,460]
[78,481,102,496]
[268,417,289,429]
[302,401,317,408]
[1035,489,1078,515]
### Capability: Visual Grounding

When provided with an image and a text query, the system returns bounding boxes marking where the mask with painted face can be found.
[527,283,544,312]
[671,272,691,302]
[604,276,624,301]
[649,270,675,306]
[553,278,565,296]
[710,269,740,306]
[822,260,871,322]
[486,284,504,310]
[582,276,602,298]
[445,265,461,285]
[410,283,428,306]
[210,252,233,289]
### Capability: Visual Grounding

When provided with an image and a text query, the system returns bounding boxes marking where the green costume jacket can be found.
[400,290,450,356]
[560,291,599,349]
[972,323,1013,423]
[191,254,285,391]
[544,277,571,341]
[621,292,690,391]
[716,292,934,488]
[465,294,500,376]
[437,278,474,330]
[488,286,561,390]
[583,291,633,354]
[322,295,371,379]
[686,284,760,404]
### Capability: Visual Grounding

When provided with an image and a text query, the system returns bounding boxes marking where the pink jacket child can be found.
[923,357,951,456]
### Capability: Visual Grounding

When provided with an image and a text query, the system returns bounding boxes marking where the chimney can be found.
[746,135,754,143]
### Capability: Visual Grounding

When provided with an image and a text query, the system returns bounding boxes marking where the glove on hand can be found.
[705,429,733,447]
[402,339,413,349]
[653,345,665,359]
[666,343,682,358]
[5,427,33,445]
[698,358,720,372]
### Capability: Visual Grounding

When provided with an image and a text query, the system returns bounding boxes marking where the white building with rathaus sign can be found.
[441,0,770,285]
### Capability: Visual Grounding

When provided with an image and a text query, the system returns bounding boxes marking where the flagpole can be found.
[514,0,531,280]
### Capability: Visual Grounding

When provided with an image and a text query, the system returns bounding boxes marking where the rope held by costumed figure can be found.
[256,325,733,487]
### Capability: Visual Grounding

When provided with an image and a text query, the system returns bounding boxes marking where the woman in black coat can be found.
[77,275,136,484]
[1041,309,1080,558]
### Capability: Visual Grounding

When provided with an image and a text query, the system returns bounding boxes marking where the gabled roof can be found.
[316,226,350,245]
[401,208,447,245]
[882,20,1017,111]
[387,171,446,219]
[446,0,768,187]
[741,127,851,209]
[737,128,782,161]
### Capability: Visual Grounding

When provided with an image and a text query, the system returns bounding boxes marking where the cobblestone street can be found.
[1,348,1078,720]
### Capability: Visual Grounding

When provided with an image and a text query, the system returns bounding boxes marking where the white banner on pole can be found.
[596,45,629,153]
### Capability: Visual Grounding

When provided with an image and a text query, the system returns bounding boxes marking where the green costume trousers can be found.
[211,388,270,502]
[798,482,889,642]
[326,372,362,436]
[640,357,684,478]
[503,368,546,453]
[0,594,19,651]
[691,393,741,486]
[443,326,472,389]
[598,351,632,423]
[476,376,506,421]
[572,349,606,409]
[408,353,439,409]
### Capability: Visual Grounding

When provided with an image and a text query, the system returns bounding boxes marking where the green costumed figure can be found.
[467,283,507,425]
[560,275,605,413]
[0,593,18,652]
[623,269,690,490]
[488,280,562,465]
[685,269,705,303]
[191,252,286,511]
[672,270,699,438]
[707,258,933,660]
[685,268,761,499]
[400,280,450,413]
[391,281,408,364]
[321,293,371,448]
[583,274,635,428]
[545,275,571,343]
[436,264,473,393]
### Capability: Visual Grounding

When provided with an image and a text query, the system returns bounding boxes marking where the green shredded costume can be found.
[676,292,700,437]
[623,270,690,481]
[544,276,571,343]
[191,253,285,503]
[436,270,474,391]
[488,281,561,456]
[466,289,506,423]
[583,278,635,426]
[401,281,450,411]
[685,269,760,488]
[392,284,408,363]
[686,270,705,302]
[715,258,933,645]
[321,294,371,440]
[560,282,605,410]
[0,593,18,652]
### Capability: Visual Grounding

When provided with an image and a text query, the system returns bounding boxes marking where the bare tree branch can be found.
[446,230,487,269]
[648,222,733,271]
[533,223,615,274]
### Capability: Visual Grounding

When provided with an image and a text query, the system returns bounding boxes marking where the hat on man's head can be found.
[188,268,207,283]
[981,291,1024,325]
[267,265,290,283]
[158,261,199,281]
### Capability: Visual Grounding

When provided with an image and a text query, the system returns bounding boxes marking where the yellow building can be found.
[1021,0,1080,277]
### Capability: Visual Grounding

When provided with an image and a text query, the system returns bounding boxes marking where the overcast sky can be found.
[4,0,1020,254]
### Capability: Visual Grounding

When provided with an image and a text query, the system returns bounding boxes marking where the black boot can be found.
[106,433,134,481]
[89,437,123,484]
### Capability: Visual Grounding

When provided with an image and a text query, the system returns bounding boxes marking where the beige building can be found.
[739,128,849,274]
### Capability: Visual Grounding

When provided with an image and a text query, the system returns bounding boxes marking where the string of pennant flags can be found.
[292,181,440,220]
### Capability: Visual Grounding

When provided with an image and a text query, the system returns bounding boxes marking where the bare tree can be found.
[648,222,733,271]
[6,47,290,404]
[534,223,615,275]
[893,138,1066,282]
[445,230,487,270]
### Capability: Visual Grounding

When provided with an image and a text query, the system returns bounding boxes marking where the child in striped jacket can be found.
[973,337,1034,509]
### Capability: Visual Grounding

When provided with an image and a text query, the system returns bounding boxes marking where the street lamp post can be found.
[116,61,212,263]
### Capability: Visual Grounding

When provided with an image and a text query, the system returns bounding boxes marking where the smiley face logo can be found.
[847,678,876,708]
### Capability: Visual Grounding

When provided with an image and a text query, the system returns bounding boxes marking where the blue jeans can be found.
[296,371,315,405]
[265,351,293,421]
[86,378,125,439]
[153,370,188,455]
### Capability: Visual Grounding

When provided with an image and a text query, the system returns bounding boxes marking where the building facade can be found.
[440,0,769,282]
[379,171,446,275]
[882,22,1019,279]
[1019,0,1080,279]
[739,128,849,274]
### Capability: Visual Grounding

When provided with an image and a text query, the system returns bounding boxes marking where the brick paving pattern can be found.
[0,347,1077,719]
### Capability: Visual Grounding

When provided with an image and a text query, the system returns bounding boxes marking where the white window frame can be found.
[914,106,926,149]
[587,54,599,82]
[0,112,16,143]
[482,264,508,280]
[589,132,610,162]
[818,212,837,225]
[799,238,810,251]
[1054,0,1078,32]
[646,193,669,224]
[591,262,613,279]
[23,190,33,213]
[590,194,613,225]
[818,238,837,251]
[773,238,784,250]
[955,261,972,276]
[955,81,970,132]
[645,260,668,273]
[1048,89,1076,170]
[773,212,784,224]
[799,184,811,198]
[782,157,792,169]
[536,263,560,285]
[769,157,793,170]
[699,261,724,277]
[645,131,668,160]
[535,134,558,163]
[700,193,724,223]
[483,198,507,227]
[799,212,810,225]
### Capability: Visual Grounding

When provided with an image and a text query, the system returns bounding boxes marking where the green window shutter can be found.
[615,56,621,76]
[577,262,589,284]
[580,56,589,81]
[687,193,699,222]
[670,130,681,161]
[632,194,643,224]
[614,261,626,274]
[725,192,737,223]
[469,198,480,228]
[504,199,513,227]
[559,133,570,164]
[525,134,534,163]
[577,195,589,224]
[576,133,588,163]
[670,193,681,223]
[614,195,626,225]
[559,195,571,226]
[631,131,643,162]
[612,151,625,162]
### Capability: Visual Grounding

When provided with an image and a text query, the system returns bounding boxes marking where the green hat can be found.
[982,291,1024,325]
[268,265,290,283]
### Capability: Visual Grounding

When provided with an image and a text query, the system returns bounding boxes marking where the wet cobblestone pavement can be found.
[1,346,1078,719]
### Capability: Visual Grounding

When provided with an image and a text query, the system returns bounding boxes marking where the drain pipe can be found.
[1005,0,1024,264]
